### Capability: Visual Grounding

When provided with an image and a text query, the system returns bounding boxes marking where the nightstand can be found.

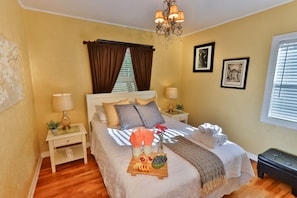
[161,109,189,123]
[46,122,88,173]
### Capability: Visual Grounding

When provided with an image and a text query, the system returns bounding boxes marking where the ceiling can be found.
[18,0,293,35]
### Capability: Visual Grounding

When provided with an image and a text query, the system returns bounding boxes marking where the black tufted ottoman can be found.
[257,148,297,196]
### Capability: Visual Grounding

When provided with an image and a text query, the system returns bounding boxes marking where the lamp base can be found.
[61,111,71,130]
[168,102,174,114]
[62,125,71,130]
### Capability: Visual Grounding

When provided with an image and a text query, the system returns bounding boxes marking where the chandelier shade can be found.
[169,5,178,19]
[155,10,164,23]
[154,0,185,37]
[176,11,184,23]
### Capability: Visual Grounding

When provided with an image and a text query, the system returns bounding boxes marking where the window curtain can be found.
[86,42,127,93]
[130,47,154,91]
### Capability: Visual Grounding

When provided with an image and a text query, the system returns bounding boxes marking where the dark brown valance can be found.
[83,39,155,51]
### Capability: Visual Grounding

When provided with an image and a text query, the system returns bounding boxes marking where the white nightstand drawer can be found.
[175,115,187,121]
[161,110,189,123]
[53,135,82,147]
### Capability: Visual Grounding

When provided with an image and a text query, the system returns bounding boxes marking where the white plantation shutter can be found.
[112,48,138,92]
[269,40,297,122]
[261,32,297,130]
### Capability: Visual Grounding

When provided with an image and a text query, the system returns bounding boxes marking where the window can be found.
[261,32,297,130]
[112,48,138,92]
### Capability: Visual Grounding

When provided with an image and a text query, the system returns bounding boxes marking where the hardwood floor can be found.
[34,150,295,198]
[34,150,109,198]
[224,161,295,198]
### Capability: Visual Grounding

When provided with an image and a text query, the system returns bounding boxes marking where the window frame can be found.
[261,32,297,130]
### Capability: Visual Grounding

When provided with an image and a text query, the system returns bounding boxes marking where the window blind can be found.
[269,40,297,122]
[112,48,138,92]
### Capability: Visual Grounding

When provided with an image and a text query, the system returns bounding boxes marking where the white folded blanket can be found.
[198,123,222,136]
[191,131,228,148]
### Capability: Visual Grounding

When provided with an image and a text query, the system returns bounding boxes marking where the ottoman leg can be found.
[292,187,297,197]
[257,164,264,178]
[257,170,264,178]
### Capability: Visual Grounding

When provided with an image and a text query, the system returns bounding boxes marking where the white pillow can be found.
[95,105,107,124]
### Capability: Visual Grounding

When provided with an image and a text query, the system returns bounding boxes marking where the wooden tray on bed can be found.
[127,152,168,179]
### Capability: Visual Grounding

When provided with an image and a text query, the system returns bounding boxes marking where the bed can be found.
[86,90,254,198]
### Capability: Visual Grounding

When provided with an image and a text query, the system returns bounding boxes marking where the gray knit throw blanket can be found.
[164,136,227,196]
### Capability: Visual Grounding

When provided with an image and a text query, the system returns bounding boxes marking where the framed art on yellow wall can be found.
[221,57,250,89]
[0,35,23,112]
[193,42,215,72]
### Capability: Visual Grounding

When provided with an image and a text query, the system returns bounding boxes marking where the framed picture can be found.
[221,57,250,89]
[193,42,215,72]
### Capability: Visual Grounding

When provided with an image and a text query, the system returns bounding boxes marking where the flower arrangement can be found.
[155,124,168,153]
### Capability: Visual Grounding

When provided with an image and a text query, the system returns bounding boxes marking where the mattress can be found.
[90,115,254,198]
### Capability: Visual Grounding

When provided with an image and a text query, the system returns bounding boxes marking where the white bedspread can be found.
[90,116,254,198]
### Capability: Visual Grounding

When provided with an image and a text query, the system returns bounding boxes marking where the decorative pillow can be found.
[103,99,130,127]
[115,104,144,130]
[135,96,155,105]
[134,101,165,129]
[135,96,161,110]
[95,105,107,123]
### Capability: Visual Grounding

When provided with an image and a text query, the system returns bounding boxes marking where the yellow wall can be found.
[23,10,183,152]
[2,0,297,196]
[182,1,297,155]
[23,0,297,157]
[0,0,39,197]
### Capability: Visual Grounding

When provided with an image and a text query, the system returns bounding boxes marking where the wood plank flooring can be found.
[34,150,295,198]
[34,150,109,198]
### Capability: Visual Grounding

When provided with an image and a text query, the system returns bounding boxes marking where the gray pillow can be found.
[134,101,165,129]
[115,104,143,130]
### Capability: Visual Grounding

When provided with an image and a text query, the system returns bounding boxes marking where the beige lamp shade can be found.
[166,87,178,99]
[52,93,73,130]
[52,93,73,112]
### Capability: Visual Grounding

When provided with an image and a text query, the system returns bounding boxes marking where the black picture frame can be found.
[193,42,215,72]
[220,57,250,89]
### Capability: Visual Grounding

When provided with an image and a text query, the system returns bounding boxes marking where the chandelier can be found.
[154,0,185,37]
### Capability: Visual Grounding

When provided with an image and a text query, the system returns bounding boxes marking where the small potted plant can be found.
[176,104,184,113]
[47,120,60,135]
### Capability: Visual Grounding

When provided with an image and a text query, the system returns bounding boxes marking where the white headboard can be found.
[86,90,157,131]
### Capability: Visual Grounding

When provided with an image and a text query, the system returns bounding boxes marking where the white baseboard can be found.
[41,151,50,158]
[27,155,43,198]
[28,151,50,198]
[247,152,258,162]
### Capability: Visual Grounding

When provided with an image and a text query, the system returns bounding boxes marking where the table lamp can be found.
[52,93,73,130]
[165,87,177,113]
